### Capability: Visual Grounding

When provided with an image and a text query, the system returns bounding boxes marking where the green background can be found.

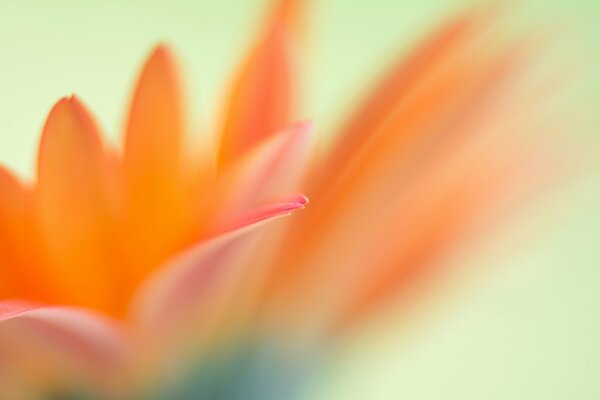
[1,0,600,398]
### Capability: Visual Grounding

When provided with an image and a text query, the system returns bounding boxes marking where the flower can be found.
[0,0,561,398]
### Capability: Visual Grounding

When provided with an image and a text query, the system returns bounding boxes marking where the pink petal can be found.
[0,301,125,373]
[131,194,308,333]
[208,122,311,234]
[215,193,309,236]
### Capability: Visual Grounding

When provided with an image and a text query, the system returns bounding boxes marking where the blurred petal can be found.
[218,0,301,165]
[260,13,487,306]
[132,195,307,333]
[0,167,38,298]
[0,301,125,381]
[212,121,312,224]
[312,12,475,197]
[260,12,539,334]
[36,96,120,312]
[122,45,200,287]
[123,45,183,191]
[335,58,556,326]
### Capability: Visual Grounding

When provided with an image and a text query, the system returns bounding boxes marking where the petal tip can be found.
[276,193,309,213]
[49,94,89,119]
[148,43,177,68]
[290,193,309,208]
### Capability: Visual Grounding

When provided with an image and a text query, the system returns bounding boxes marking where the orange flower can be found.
[0,0,557,397]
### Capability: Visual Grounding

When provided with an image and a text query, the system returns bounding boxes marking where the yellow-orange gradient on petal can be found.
[0,43,309,318]
[0,0,584,397]
[218,0,302,166]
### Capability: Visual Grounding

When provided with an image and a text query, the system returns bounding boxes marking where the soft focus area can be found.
[2,0,600,398]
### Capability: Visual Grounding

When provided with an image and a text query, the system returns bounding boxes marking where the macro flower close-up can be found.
[1,0,599,398]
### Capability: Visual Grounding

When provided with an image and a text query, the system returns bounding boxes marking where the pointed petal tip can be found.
[264,193,309,215]
[261,193,309,219]
[48,94,92,120]
[51,96,74,111]
[147,43,177,67]
[55,93,80,104]
[153,42,173,54]
[134,44,179,86]
[218,193,309,235]
[41,94,99,146]
[286,192,309,208]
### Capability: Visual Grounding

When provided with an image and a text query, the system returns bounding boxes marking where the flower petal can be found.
[0,301,125,388]
[122,45,200,285]
[36,96,120,312]
[260,12,490,308]
[123,45,184,191]
[215,193,309,235]
[0,167,42,298]
[217,0,301,165]
[211,121,312,226]
[309,11,476,202]
[259,11,538,333]
[131,194,308,334]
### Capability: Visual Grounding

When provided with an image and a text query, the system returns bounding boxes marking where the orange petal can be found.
[36,96,119,312]
[260,13,529,332]
[0,167,25,225]
[217,0,300,166]
[0,167,28,297]
[335,73,552,328]
[131,195,307,334]
[260,15,486,305]
[122,45,200,284]
[309,11,476,202]
[123,44,184,192]
[0,168,55,302]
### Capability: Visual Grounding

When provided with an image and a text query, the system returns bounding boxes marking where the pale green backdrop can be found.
[1,0,600,399]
